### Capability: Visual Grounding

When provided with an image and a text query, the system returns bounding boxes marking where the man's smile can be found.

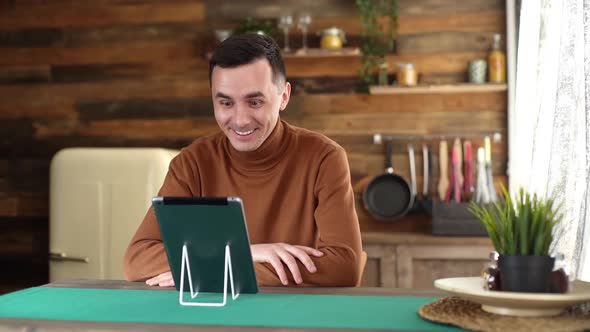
[234,129,254,136]
[232,128,257,140]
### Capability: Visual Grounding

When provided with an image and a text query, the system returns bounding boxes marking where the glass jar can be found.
[549,253,570,293]
[319,27,346,50]
[481,251,501,290]
[468,59,487,84]
[396,63,417,86]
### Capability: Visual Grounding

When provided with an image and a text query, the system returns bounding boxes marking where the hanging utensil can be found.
[485,136,497,202]
[363,140,413,220]
[422,144,429,199]
[408,144,419,212]
[463,140,475,201]
[475,147,490,204]
[421,144,434,214]
[454,138,464,190]
[438,140,449,201]
[451,138,463,203]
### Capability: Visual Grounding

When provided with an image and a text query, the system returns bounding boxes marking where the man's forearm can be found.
[254,246,361,287]
[124,241,169,281]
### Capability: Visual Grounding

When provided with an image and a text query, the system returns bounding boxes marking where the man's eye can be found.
[249,99,263,107]
[219,100,233,107]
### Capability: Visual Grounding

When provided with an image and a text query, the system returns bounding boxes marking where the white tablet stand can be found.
[178,243,240,307]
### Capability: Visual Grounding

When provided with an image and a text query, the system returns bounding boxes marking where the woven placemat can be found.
[418,296,590,332]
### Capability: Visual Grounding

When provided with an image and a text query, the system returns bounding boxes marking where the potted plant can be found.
[356,0,398,88]
[469,186,563,293]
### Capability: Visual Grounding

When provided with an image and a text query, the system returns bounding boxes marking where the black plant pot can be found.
[498,255,555,293]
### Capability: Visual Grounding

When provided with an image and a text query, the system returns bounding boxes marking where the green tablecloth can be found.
[0,287,462,331]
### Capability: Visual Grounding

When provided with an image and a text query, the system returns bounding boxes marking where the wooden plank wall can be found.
[0,0,507,292]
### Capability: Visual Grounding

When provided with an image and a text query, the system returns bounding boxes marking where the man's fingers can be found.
[250,243,325,285]
[159,276,175,287]
[277,249,303,284]
[286,246,317,274]
[146,272,172,287]
[146,275,161,286]
[296,245,324,257]
[268,256,289,286]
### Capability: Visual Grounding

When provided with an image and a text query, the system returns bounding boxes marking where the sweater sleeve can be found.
[256,146,363,287]
[123,154,197,281]
[308,146,363,285]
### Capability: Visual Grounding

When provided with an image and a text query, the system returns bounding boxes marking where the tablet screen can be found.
[153,196,258,294]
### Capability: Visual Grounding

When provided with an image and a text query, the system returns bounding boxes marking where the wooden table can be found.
[0,279,448,331]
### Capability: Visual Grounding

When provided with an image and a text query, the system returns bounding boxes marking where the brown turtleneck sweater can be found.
[123,120,363,286]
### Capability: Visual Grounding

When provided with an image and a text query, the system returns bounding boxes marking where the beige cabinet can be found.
[360,233,493,288]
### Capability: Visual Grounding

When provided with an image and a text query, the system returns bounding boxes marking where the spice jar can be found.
[396,63,417,86]
[481,251,501,291]
[549,253,570,293]
[319,27,346,50]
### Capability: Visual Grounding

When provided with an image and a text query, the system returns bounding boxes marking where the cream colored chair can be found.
[49,148,179,281]
[357,251,368,287]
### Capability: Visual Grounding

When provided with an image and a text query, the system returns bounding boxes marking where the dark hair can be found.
[208,33,286,86]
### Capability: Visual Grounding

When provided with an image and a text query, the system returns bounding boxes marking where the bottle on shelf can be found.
[378,62,389,86]
[488,33,506,83]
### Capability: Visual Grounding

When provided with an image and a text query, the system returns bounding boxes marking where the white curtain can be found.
[509,0,590,280]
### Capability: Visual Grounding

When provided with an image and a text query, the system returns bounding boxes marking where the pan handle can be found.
[384,140,394,173]
[408,144,417,197]
[422,144,428,196]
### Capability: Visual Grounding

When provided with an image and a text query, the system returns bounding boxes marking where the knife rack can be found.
[372,132,502,144]
[370,132,501,237]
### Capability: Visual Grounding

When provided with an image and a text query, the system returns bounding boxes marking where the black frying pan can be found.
[363,140,413,221]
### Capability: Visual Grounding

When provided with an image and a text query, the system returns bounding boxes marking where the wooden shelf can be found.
[369,83,507,95]
[282,47,360,58]
[206,47,360,60]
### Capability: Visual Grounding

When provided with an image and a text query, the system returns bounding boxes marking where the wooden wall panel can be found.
[0,2,205,28]
[288,92,506,113]
[0,65,51,84]
[204,0,503,19]
[0,76,210,101]
[0,0,508,292]
[0,40,205,66]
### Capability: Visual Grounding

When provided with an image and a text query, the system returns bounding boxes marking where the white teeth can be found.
[234,129,254,136]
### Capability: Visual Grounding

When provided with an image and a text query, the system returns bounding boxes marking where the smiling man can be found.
[124,34,363,287]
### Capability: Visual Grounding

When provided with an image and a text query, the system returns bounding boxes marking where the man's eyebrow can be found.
[244,91,265,99]
[214,92,232,99]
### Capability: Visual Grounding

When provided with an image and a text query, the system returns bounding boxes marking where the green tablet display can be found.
[152,197,259,295]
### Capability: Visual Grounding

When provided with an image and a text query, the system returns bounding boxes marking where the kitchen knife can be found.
[438,140,449,201]
[463,140,475,201]
[484,136,497,202]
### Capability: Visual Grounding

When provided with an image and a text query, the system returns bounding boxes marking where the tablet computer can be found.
[152,196,258,294]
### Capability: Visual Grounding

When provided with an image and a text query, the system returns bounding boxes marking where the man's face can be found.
[211,58,291,152]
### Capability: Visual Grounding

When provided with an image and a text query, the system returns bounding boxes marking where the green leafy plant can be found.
[233,17,274,36]
[469,186,563,256]
[356,0,398,87]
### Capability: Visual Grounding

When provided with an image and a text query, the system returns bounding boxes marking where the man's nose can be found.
[234,105,250,127]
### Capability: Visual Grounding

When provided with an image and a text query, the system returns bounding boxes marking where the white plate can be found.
[434,277,590,317]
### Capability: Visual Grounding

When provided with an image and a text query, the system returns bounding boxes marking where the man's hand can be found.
[251,243,324,285]
[146,271,174,287]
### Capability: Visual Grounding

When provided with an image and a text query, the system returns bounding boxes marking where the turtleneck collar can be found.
[224,119,291,172]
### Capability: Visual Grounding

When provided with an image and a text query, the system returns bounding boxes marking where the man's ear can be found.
[279,81,291,112]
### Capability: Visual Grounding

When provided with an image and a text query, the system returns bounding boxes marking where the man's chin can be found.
[229,140,260,152]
